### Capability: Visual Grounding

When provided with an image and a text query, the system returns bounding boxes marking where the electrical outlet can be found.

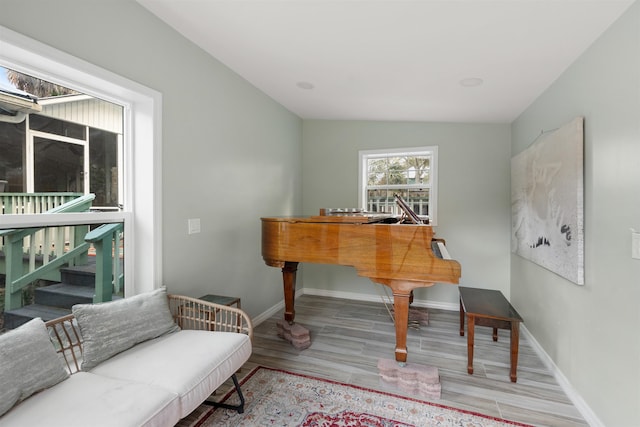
[188,218,201,235]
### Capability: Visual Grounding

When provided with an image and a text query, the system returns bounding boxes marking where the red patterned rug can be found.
[190,366,533,427]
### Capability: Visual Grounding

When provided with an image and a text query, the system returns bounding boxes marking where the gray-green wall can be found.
[302,121,512,305]
[0,0,303,319]
[3,0,639,424]
[511,3,640,425]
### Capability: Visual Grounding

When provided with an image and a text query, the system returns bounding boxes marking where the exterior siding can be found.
[40,96,123,134]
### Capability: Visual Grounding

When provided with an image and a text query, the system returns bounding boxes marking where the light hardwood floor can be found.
[238,294,589,427]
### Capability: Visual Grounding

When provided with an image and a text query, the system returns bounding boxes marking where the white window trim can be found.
[358,146,438,225]
[0,25,163,297]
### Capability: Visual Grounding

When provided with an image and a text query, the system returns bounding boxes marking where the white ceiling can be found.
[137,0,634,123]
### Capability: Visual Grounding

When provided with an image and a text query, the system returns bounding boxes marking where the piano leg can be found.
[282,261,299,324]
[392,291,411,364]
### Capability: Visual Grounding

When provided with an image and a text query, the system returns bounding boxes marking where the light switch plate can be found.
[632,231,640,260]
[188,218,201,234]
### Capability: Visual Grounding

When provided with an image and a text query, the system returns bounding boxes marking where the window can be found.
[359,146,438,224]
[0,25,162,296]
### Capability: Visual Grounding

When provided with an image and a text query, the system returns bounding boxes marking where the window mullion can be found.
[0,211,126,228]
[26,116,34,193]
[367,184,432,190]
[84,125,90,195]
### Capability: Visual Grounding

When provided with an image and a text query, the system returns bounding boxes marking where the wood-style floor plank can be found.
[241,294,588,427]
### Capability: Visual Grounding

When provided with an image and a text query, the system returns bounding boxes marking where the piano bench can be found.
[459,287,523,382]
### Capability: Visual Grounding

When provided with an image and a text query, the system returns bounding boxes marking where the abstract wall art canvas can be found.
[511,117,584,285]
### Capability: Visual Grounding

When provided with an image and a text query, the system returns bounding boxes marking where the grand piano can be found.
[261,202,461,363]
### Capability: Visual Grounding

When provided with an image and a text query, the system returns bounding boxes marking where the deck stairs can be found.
[1,194,125,331]
[3,260,121,330]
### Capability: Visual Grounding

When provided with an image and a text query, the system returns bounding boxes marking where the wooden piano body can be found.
[261,213,461,363]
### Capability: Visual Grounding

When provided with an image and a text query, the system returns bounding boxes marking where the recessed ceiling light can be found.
[296,81,315,90]
[459,77,484,87]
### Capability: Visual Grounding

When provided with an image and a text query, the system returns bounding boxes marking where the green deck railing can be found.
[1,194,95,311]
[1,192,84,215]
[0,192,84,257]
[85,223,124,303]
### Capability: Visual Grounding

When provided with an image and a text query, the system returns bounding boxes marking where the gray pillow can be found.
[72,287,180,370]
[0,318,70,416]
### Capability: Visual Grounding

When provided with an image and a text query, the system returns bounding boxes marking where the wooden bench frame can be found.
[459,287,523,383]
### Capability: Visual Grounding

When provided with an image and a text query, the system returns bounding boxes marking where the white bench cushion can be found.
[90,329,252,417]
[0,372,180,427]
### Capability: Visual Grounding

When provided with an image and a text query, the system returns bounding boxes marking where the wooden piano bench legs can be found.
[459,287,523,383]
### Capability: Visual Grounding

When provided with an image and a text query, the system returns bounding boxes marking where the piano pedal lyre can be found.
[378,284,429,330]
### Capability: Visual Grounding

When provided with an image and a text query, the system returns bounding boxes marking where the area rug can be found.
[190,366,533,427]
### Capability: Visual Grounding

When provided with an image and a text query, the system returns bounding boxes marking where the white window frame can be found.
[0,25,163,296]
[358,146,438,225]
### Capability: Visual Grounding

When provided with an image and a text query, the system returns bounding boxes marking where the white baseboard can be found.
[252,288,599,426]
[251,288,304,326]
[302,287,460,311]
[520,326,602,427]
